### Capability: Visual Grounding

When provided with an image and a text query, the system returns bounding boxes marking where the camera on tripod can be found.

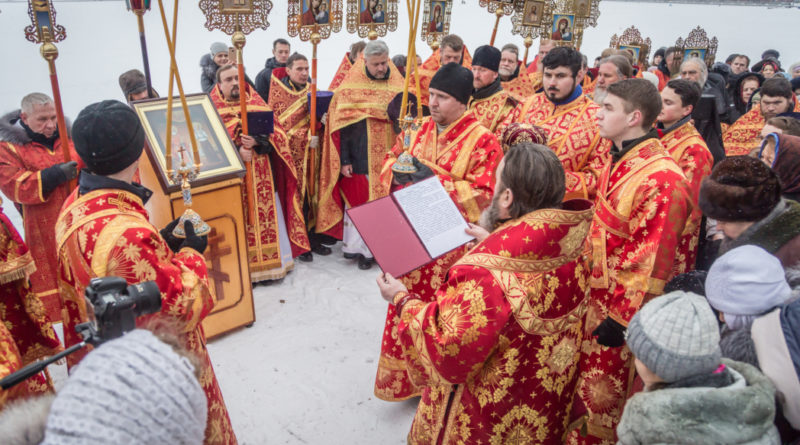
[0,276,162,390]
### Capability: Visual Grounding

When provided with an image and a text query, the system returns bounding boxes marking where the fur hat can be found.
[118,69,148,100]
[698,155,781,222]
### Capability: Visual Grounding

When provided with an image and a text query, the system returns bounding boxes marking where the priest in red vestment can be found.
[55,100,236,444]
[210,64,310,281]
[0,204,61,409]
[267,53,333,261]
[374,63,503,401]
[469,45,518,135]
[410,34,473,106]
[504,47,611,201]
[566,79,692,444]
[723,77,799,156]
[657,79,714,272]
[0,93,83,323]
[317,40,404,269]
[377,143,593,444]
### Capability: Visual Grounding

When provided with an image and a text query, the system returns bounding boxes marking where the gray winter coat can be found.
[616,359,780,445]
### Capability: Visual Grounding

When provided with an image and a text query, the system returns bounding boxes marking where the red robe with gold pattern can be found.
[397,200,594,445]
[0,111,84,323]
[328,53,354,91]
[723,100,800,156]
[529,71,544,92]
[501,62,537,102]
[56,187,236,444]
[506,92,611,201]
[316,59,404,238]
[210,84,310,280]
[268,69,312,201]
[410,47,473,106]
[374,111,503,401]
[566,137,692,444]
[659,119,714,272]
[469,88,518,136]
[0,205,60,409]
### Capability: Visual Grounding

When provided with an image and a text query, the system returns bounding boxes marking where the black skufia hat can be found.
[429,63,474,105]
[73,100,145,175]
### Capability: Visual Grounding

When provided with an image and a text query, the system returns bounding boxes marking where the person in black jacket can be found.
[255,39,291,102]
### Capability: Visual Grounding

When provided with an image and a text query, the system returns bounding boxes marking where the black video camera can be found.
[0,276,161,390]
[77,276,162,345]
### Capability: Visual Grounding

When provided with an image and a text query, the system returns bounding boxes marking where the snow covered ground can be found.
[203,243,417,444]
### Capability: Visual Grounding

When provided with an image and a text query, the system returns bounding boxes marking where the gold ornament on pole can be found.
[346,0,398,40]
[675,26,719,69]
[198,0,273,230]
[25,0,74,190]
[420,0,451,50]
[478,0,515,46]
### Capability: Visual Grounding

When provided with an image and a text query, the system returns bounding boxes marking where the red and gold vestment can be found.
[56,187,236,444]
[507,93,611,201]
[328,53,353,91]
[210,84,310,280]
[529,71,543,92]
[723,100,800,156]
[501,62,536,102]
[409,48,473,106]
[469,89,518,136]
[316,59,404,238]
[0,205,60,409]
[567,138,692,444]
[659,120,713,272]
[268,69,312,200]
[0,112,84,322]
[374,111,503,401]
[397,200,594,445]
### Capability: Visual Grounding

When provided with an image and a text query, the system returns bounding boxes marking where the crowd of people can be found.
[0,28,798,445]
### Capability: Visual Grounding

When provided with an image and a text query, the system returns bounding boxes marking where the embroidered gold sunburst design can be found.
[490,404,549,445]
[471,335,519,407]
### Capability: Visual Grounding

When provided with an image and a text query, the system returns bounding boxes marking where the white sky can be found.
[0,0,798,122]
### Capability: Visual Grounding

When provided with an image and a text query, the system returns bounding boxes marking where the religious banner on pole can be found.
[510,0,544,65]
[610,25,652,68]
[346,0,398,40]
[539,0,600,50]
[420,0,452,50]
[675,26,718,68]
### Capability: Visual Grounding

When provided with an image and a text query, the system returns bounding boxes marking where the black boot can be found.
[297,252,313,262]
[358,255,374,270]
[312,244,332,256]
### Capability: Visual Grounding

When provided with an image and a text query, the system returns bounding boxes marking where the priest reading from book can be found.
[210,64,310,282]
[374,63,503,401]
[376,142,593,444]
[503,46,611,201]
[317,40,404,270]
[469,45,518,135]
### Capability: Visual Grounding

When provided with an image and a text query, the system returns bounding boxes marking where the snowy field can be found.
[205,244,418,444]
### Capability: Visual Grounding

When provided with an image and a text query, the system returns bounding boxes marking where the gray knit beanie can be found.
[626,291,722,382]
[43,329,207,445]
[210,42,228,57]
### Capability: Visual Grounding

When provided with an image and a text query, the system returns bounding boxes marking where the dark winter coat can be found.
[254,57,286,102]
[616,359,780,444]
[199,53,255,94]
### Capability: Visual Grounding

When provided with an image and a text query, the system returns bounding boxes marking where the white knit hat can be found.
[43,329,207,445]
[706,245,791,329]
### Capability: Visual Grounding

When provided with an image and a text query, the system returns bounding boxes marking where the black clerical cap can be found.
[429,63,473,105]
[472,45,501,72]
[73,100,145,175]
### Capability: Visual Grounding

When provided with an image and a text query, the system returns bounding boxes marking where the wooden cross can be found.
[203,227,232,301]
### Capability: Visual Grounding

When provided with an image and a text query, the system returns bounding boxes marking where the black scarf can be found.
[472,78,503,100]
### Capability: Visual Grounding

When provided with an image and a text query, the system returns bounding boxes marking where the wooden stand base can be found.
[139,153,255,339]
